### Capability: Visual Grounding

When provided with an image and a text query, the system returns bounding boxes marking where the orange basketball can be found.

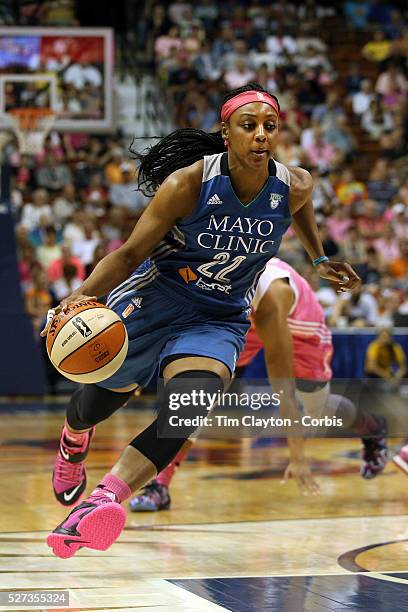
[46,300,128,384]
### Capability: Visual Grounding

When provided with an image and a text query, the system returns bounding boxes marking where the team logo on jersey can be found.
[269,193,283,209]
[206,193,223,206]
[131,297,143,308]
[122,303,135,318]
[178,266,198,283]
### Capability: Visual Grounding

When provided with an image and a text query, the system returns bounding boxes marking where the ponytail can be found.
[130,129,224,196]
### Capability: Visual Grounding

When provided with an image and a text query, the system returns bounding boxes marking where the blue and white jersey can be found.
[108,152,292,315]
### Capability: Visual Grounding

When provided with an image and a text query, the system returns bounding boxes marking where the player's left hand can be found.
[281,460,320,495]
[315,260,360,293]
[40,294,97,337]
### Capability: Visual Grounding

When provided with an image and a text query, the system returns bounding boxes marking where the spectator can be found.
[389,239,408,279]
[319,224,339,258]
[341,226,367,269]
[326,206,353,244]
[384,9,406,40]
[71,220,101,274]
[295,44,332,76]
[255,63,278,95]
[331,286,378,327]
[344,0,370,30]
[356,199,386,242]
[391,205,408,241]
[362,29,391,64]
[397,179,408,207]
[374,223,401,263]
[25,265,54,336]
[63,210,88,244]
[220,39,250,72]
[376,63,408,96]
[394,298,408,326]
[302,126,339,173]
[265,27,297,65]
[324,114,356,158]
[52,262,82,302]
[310,167,337,212]
[223,58,256,90]
[368,0,397,29]
[36,225,63,270]
[366,159,398,210]
[275,128,302,166]
[361,98,393,140]
[335,167,367,206]
[104,148,125,184]
[53,183,78,223]
[312,91,344,132]
[359,246,384,285]
[352,79,375,115]
[365,328,407,386]
[187,94,218,130]
[36,154,72,192]
[307,269,338,320]
[47,244,85,282]
[20,188,53,231]
[109,164,150,217]
[194,41,222,81]
[344,62,364,95]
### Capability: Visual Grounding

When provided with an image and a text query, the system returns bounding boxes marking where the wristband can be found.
[312,255,329,267]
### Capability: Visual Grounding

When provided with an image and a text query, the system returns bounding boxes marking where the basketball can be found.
[46,300,128,384]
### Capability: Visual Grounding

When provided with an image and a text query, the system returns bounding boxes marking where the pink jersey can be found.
[238,258,333,381]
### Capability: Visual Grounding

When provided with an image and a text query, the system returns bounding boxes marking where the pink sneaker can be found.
[47,488,126,559]
[392,444,408,475]
[52,425,95,506]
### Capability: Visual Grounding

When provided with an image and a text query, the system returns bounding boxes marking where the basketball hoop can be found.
[6,108,56,155]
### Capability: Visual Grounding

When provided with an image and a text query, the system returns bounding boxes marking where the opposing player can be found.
[130,258,387,511]
[41,83,359,558]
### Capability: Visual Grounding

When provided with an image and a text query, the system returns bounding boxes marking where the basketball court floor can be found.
[1,397,408,611]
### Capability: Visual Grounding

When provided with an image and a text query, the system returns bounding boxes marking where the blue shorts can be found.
[99,278,249,389]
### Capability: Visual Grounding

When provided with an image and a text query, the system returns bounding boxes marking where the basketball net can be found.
[6,108,56,155]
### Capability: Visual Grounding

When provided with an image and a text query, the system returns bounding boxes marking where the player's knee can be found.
[130,370,224,472]
[67,385,133,429]
[158,370,223,433]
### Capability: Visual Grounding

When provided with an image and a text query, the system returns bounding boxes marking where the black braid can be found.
[130,82,280,196]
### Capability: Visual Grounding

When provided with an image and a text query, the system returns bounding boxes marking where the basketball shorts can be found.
[99,278,249,389]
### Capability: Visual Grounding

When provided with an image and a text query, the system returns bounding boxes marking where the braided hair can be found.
[130,82,280,195]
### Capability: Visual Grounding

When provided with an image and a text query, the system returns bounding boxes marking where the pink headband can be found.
[220,90,279,122]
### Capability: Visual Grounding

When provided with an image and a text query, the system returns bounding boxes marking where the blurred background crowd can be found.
[2,0,408,335]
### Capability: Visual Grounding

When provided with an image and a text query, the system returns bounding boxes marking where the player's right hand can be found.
[281,460,320,495]
[40,294,96,337]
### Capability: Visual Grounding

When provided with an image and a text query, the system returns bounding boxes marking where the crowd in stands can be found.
[3,0,408,335]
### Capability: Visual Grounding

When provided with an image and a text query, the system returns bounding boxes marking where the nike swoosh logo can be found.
[63,484,82,502]
[64,538,90,548]
[60,446,71,461]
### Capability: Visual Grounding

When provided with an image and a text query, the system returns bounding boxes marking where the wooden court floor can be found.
[1,398,408,611]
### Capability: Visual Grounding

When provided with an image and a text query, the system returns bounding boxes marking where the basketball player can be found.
[130,258,387,511]
[41,83,359,558]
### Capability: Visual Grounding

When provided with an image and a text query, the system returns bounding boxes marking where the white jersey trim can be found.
[274,160,291,187]
[252,259,298,314]
[202,153,223,183]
